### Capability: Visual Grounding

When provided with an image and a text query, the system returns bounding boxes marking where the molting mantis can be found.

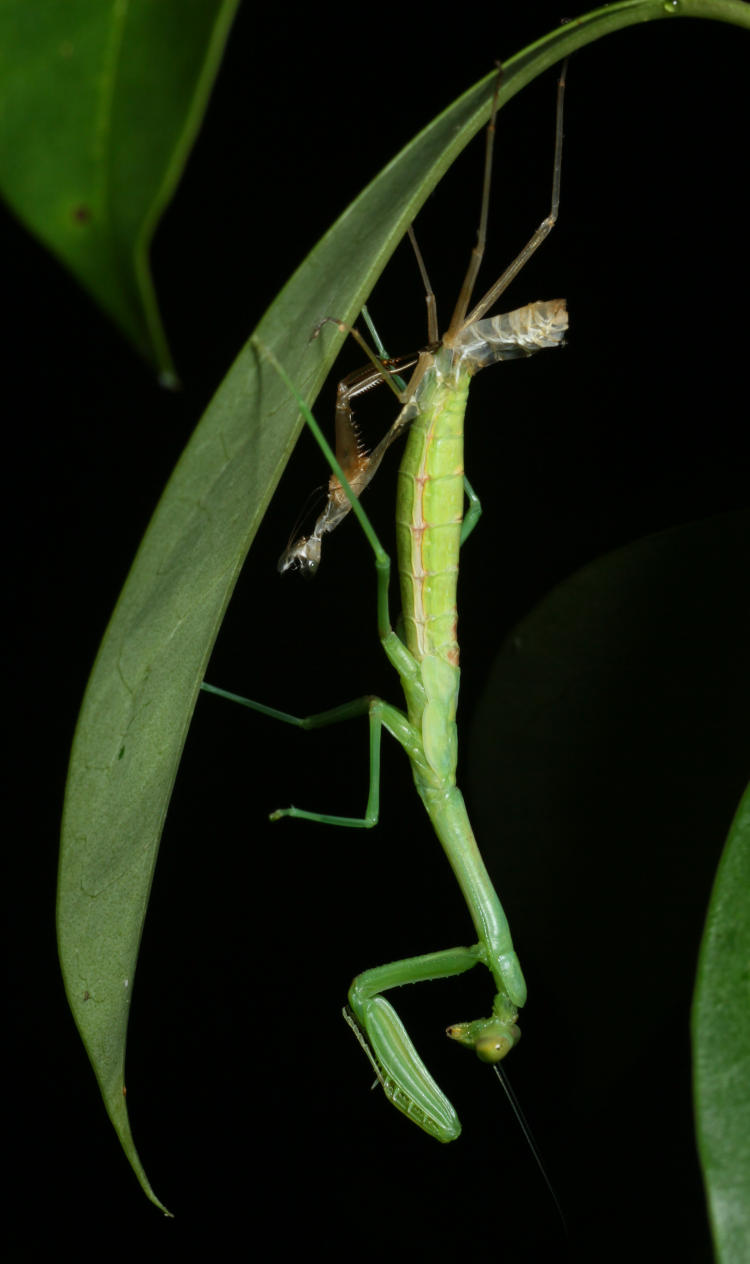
[203,63,568,1141]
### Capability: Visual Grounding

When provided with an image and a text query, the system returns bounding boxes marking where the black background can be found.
[7,3,750,1258]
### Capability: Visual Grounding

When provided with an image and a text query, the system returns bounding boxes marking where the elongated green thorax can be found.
[419,783,527,1010]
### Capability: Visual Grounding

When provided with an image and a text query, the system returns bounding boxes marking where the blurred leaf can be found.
[693,784,750,1264]
[0,0,240,379]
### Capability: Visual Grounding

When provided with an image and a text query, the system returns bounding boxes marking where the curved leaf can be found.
[57,0,750,1212]
[693,784,750,1264]
[0,0,241,380]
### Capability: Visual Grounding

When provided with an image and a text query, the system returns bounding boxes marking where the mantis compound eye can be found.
[475,1029,517,1064]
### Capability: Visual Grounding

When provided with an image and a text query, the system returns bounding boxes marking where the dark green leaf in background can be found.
[0,0,240,380]
[694,785,750,1263]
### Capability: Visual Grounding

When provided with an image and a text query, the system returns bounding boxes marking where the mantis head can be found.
[277,530,322,576]
[446,1008,522,1065]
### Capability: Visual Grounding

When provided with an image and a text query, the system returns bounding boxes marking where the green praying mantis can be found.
[203,63,568,1142]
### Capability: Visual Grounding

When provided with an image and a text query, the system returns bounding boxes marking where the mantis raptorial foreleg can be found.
[345,946,486,1142]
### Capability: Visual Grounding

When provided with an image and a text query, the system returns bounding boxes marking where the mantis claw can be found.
[344,998,461,1142]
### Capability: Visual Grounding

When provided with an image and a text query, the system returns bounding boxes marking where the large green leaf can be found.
[57,0,750,1214]
[693,785,750,1263]
[0,0,240,379]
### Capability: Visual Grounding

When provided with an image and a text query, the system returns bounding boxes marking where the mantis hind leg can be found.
[201,682,422,829]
